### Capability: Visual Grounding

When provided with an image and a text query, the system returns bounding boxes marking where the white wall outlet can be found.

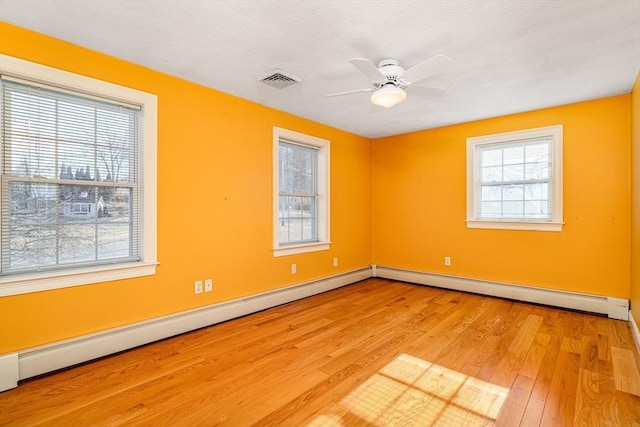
[204,279,213,292]
[333,257,338,267]
[194,280,203,294]
[291,263,297,274]
[444,257,451,266]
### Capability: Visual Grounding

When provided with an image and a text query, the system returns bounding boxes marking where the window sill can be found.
[0,261,159,297]
[466,220,563,232]
[273,242,331,257]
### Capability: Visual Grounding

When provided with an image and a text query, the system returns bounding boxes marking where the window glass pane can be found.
[58,101,96,144]
[8,135,57,179]
[481,185,501,201]
[8,182,57,221]
[524,183,548,201]
[481,149,502,166]
[481,166,502,182]
[480,201,502,217]
[503,201,523,216]
[503,185,523,200]
[98,223,131,259]
[525,142,549,163]
[503,146,524,165]
[7,92,56,140]
[58,142,96,181]
[524,200,550,218]
[503,164,524,181]
[58,224,96,263]
[9,225,56,271]
[97,187,131,222]
[524,162,550,180]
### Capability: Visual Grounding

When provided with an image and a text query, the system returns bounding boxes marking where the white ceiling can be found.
[1,0,639,138]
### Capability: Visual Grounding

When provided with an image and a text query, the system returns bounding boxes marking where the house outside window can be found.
[0,55,157,296]
[273,127,330,256]
[466,125,563,231]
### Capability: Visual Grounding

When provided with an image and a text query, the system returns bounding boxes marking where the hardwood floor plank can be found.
[2,278,639,427]
[529,311,568,402]
[494,374,535,427]
[519,397,546,427]
[509,314,543,354]
[573,368,603,426]
[579,335,599,372]
[611,346,640,396]
[540,349,580,426]
[519,332,551,379]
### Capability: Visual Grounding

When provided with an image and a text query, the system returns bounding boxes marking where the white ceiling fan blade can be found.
[326,88,374,97]
[408,85,446,98]
[402,54,451,84]
[350,58,386,82]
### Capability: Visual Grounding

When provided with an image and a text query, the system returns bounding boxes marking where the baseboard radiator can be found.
[0,264,631,392]
[373,265,629,321]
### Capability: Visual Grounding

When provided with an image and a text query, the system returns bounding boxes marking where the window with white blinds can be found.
[466,125,563,231]
[273,127,329,256]
[0,54,157,296]
[1,77,140,274]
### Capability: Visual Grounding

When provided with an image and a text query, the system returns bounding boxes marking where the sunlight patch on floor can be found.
[307,353,509,426]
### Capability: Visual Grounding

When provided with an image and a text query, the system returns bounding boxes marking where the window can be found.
[466,125,563,231]
[273,127,329,256]
[0,55,157,296]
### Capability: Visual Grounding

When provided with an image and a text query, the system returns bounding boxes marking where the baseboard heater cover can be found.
[1,267,372,392]
[374,265,629,321]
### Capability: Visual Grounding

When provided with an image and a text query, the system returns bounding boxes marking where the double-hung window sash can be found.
[0,76,141,276]
[475,137,553,221]
[278,140,319,245]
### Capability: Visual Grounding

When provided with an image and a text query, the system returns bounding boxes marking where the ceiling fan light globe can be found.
[371,85,407,108]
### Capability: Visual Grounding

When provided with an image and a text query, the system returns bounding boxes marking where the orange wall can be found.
[631,72,640,325]
[372,96,631,298]
[0,23,372,354]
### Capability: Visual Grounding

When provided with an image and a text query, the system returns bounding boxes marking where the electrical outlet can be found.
[205,279,213,292]
[291,263,297,274]
[444,257,451,266]
[333,257,338,267]
[194,280,203,294]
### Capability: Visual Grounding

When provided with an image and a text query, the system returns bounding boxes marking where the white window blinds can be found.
[0,77,141,275]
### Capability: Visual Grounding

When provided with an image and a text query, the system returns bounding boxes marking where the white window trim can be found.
[466,125,563,232]
[273,127,330,257]
[0,54,158,296]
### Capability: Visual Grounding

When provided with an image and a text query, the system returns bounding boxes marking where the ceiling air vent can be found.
[258,69,301,89]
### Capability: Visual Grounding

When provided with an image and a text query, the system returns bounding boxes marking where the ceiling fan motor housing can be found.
[377,59,406,88]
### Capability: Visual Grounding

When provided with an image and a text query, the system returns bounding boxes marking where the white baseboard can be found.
[0,267,372,392]
[630,311,640,357]
[374,265,629,320]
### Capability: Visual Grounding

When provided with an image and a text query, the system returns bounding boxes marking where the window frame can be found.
[273,127,330,257]
[0,54,158,296]
[466,125,563,232]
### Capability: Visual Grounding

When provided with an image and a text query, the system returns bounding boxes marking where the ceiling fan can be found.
[326,54,451,108]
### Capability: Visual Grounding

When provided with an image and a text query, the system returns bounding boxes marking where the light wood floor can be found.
[2,278,640,426]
